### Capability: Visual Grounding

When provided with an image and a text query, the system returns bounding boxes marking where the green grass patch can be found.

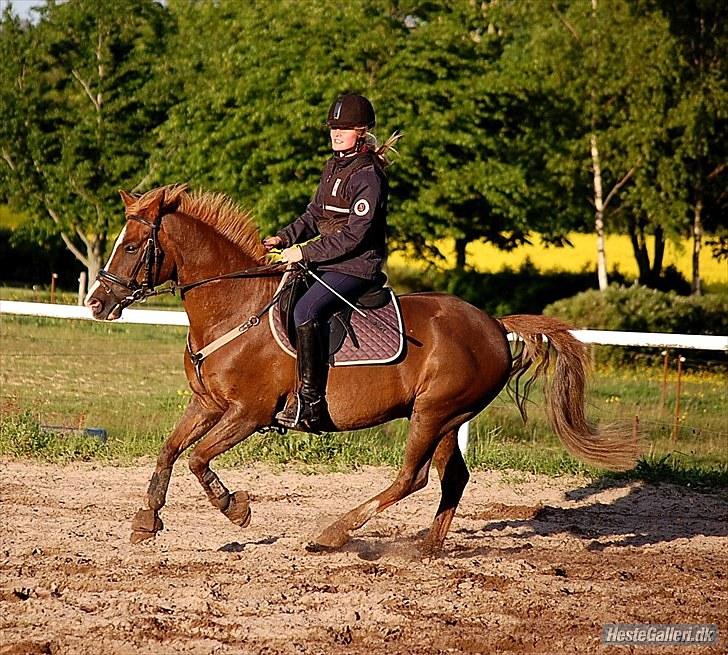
[1,313,726,487]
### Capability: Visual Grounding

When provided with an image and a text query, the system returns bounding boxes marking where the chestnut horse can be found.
[86,184,638,553]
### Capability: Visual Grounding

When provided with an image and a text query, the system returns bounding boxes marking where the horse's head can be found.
[85,184,188,320]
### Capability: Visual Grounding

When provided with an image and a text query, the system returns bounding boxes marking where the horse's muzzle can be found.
[85,295,123,321]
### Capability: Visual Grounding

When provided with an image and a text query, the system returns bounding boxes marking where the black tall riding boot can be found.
[275,320,327,430]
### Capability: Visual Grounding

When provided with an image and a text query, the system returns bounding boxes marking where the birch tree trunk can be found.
[591,133,609,290]
[691,198,703,296]
[589,0,608,291]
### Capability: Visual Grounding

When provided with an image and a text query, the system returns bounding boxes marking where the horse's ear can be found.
[119,190,136,211]
[135,187,166,219]
[164,183,189,212]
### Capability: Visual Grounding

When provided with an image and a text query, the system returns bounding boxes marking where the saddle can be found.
[269,271,405,366]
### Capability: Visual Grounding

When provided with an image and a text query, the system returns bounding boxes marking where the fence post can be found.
[50,272,58,304]
[659,349,669,414]
[78,271,87,306]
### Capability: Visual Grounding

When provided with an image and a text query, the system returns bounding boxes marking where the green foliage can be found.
[153,1,578,262]
[0,0,177,278]
[218,425,407,472]
[611,453,728,490]
[154,0,380,235]
[544,284,728,365]
[490,0,726,286]
[1,0,725,292]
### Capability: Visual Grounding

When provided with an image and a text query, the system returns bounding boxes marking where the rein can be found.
[175,263,287,298]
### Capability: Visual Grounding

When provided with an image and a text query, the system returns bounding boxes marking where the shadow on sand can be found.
[451,478,728,556]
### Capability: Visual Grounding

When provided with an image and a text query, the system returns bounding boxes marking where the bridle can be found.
[94,212,287,312]
[96,213,166,310]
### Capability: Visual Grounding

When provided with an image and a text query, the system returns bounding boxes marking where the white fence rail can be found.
[2,300,727,351]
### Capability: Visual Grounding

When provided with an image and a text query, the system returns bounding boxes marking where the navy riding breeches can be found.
[293,271,370,327]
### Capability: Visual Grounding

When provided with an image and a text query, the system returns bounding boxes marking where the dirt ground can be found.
[1,461,726,655]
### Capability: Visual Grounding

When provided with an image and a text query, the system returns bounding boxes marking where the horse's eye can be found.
[124,244,138,253]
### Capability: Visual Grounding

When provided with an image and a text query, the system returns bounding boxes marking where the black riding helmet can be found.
[326,94,376,129]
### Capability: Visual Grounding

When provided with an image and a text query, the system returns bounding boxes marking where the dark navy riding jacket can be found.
[276,149,388,280]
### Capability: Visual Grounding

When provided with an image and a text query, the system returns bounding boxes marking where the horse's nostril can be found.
[86,297,102,314]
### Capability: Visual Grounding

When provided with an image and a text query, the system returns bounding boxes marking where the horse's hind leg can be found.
[187,405,258,528]
[131,397,220,544]
[312,411,442,550]
[421,428,470,555]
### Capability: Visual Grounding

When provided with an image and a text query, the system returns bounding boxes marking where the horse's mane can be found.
[179,190,267,263]
[131,185,267,264]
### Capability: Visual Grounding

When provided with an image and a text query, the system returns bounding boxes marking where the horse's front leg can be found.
[131,396,220,544]
[187,404,259,528]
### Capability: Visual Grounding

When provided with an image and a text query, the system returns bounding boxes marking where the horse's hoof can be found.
[130,508,163,544]
[130,529,157,544]
[418,540,444,559]
[312,525,350,550]
[224,491,252,528]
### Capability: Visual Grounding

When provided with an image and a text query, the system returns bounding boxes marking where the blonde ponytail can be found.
[364,130,403,167]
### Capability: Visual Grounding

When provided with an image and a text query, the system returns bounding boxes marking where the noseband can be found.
[96,214,165,308]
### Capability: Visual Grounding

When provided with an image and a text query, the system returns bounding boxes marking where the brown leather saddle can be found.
[269,271,405,366]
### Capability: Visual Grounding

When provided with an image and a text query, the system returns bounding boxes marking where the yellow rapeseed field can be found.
[390,233,727,284]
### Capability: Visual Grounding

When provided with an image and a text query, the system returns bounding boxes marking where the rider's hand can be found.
[263,236,283,250]
[280,246,303,264]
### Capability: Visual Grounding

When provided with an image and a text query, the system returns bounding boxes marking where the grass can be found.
[1,313,726,487]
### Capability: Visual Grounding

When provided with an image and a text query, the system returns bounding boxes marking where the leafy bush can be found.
[544,284,728,366]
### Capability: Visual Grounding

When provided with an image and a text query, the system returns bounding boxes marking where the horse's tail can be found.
[497,314,640,471]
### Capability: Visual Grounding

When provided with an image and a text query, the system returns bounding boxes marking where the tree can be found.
[379,3,581,270]
[492,1,687,289]
[155,1,576,271]
[0,0,174,283]
[653,0,727,295]
[153,0,393,237]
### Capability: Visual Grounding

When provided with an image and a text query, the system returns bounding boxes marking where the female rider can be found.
[263,93,398,430]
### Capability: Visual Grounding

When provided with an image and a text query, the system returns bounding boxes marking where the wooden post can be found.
[78,271,87,306]
[50,273,58,304]
[671,355,685,449]
[632,414,639,445]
